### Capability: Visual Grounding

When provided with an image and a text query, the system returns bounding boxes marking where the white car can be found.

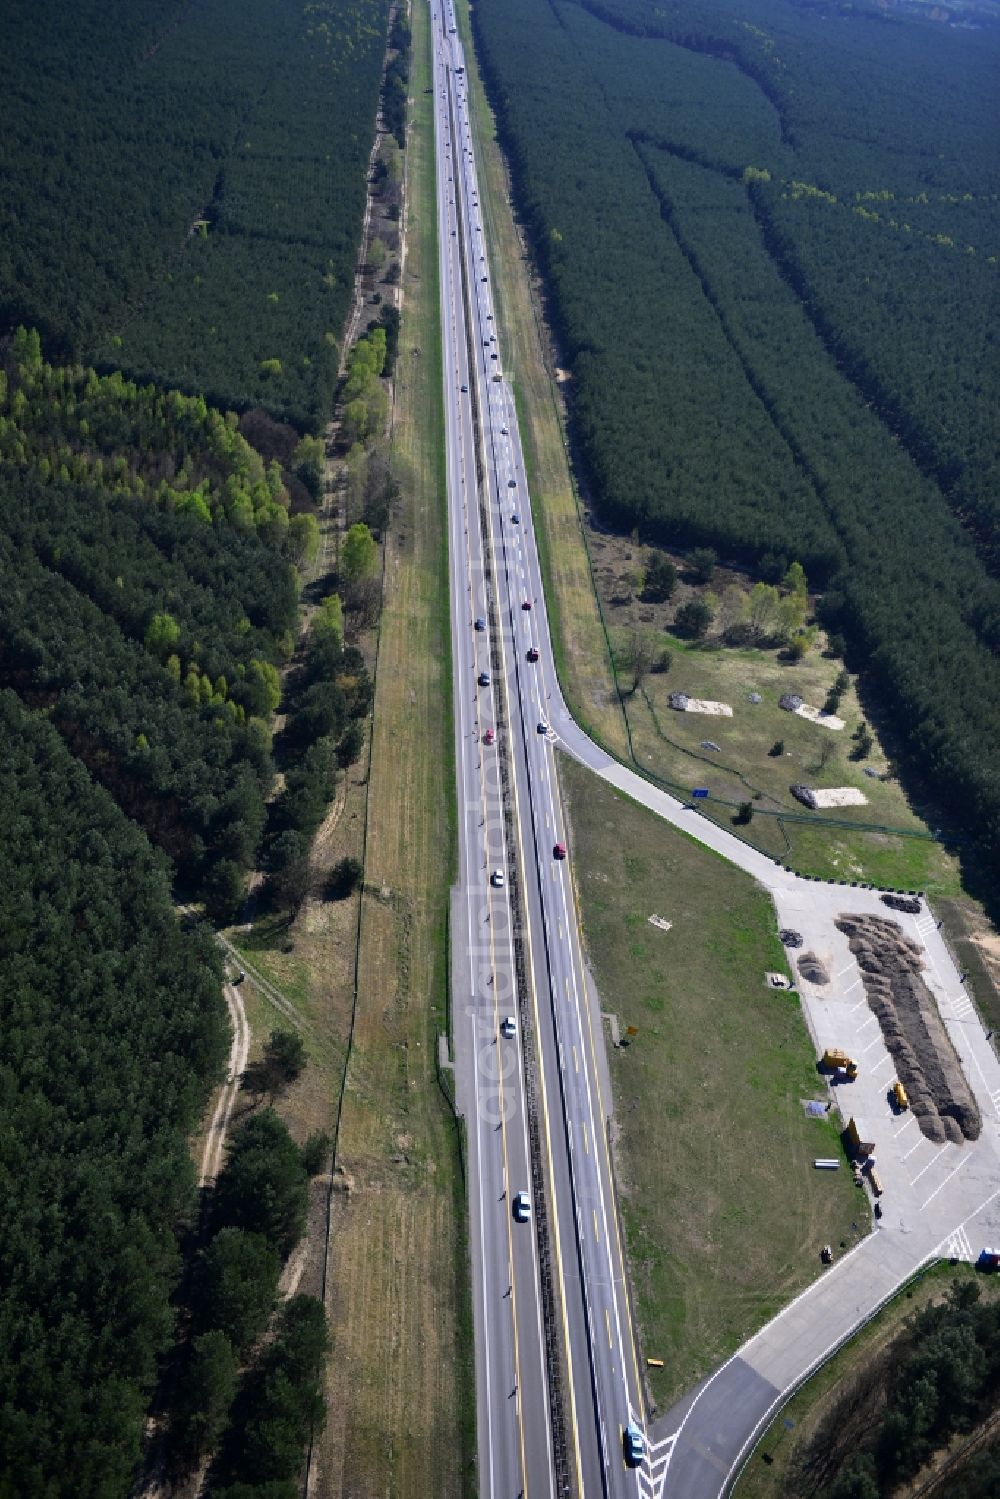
[500,1015,516,1039]
[512,1191,531,1223]
[491,870,505,889]
[623,1423,645,1468]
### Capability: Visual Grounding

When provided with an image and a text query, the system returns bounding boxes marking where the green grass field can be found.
[596,580,963,896]
[637,630,956,888]
[560,754,867,1412]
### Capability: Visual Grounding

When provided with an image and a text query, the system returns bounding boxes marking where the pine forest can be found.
[0,0,392,1488]
[473,0,1000,885]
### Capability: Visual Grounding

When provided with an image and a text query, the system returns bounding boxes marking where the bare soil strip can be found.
[197,981,250,1188]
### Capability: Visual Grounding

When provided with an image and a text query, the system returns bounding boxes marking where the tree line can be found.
[812,1279,1000,1499]
[169,1102,330,1496]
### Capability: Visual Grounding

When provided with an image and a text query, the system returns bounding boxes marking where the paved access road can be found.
[431,4,1000,1497]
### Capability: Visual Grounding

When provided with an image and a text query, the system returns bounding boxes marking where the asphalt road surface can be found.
[433,7,652,1497]
[431,4,1000,1497]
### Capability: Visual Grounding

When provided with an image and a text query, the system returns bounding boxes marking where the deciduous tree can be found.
[342,522,377,582]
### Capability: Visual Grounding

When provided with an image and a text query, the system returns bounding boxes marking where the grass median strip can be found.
[314,3,473,1493]
[559,753,866,1413]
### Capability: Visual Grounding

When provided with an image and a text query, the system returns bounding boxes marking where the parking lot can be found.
[772,880,1000,1260]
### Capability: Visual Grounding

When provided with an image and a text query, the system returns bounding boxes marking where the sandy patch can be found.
[810,787,868,809]
[969,930,1000,989]
[668,692,733,716]
[792,784,868,810]
[795,703,845,731]
[686,698,732,716]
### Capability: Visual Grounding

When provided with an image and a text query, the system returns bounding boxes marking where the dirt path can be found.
[198,980,250,1188]
[216,930,311,1037]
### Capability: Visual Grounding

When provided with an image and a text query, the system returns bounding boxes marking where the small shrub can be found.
[302,1131,332,1176]
[687,546,717,583]
[675,597,714,639]
[327,855,363,899]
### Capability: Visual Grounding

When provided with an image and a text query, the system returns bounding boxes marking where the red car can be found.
[483,727,496,745]
[526,647,539,663]
[553,843,567,860]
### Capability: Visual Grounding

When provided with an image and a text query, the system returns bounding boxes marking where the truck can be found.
[822,1047,859,1081]
[846,1117,876,1159]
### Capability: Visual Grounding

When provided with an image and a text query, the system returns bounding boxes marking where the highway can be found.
[435,23,555,1498]
[433,4,652,1497]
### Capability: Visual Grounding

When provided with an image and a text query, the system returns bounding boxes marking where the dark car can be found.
[553,842,567,859]
[527,647,539,663]
[478,670,491,687]
[474,617,486,631]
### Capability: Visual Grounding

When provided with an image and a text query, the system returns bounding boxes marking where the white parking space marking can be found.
[921,1151,971,1211]
[910,1147,952,1189]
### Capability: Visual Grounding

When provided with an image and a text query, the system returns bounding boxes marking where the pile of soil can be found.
[798,951,830,985]
[836,914,981,1144]
[881,893,921,915]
